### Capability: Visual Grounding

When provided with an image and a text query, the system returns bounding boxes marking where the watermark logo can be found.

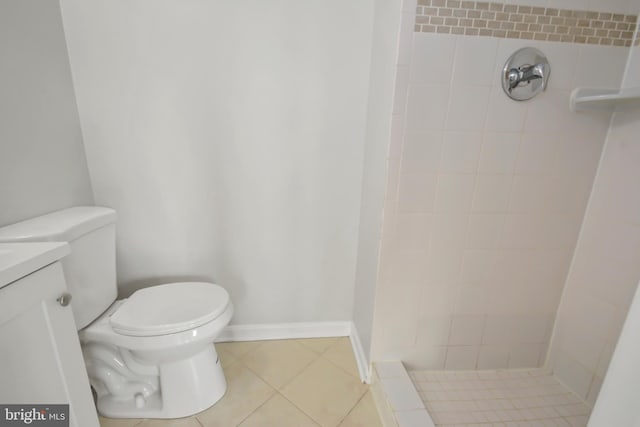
[0,405,68,426]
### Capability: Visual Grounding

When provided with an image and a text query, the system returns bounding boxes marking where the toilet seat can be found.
[110,282,230,337]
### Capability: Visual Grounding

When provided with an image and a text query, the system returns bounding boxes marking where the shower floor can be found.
[410,368,591,427]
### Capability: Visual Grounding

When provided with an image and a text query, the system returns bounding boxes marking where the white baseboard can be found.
[349,322,372,383]
[216,321,351,343]
[215,321,371,383]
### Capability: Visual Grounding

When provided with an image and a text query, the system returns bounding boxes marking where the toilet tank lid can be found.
[0,207,117,243]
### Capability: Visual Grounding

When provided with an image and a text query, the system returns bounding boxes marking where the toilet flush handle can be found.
[57,292,72,307]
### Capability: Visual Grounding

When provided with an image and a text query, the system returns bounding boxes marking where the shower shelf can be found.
[570,87,640,112]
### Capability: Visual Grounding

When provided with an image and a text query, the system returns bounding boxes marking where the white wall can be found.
[60,0,375,324]
[371,0,630,370]
[549,39,640,404]
[352,0,403,363]
[0,0,93,227]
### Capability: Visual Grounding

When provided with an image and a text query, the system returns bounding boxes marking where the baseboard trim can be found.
[216,321,351,343]
[349,322,372,383]
[215,321,371,383]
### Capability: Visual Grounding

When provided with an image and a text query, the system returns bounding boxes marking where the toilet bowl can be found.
[80,282,233,418]
[0,207,233,419]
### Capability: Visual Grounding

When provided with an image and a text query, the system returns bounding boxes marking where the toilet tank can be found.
[0,207,118,330]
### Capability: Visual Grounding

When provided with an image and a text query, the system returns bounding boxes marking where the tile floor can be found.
[98,337,383,427]
[410,368,592,427]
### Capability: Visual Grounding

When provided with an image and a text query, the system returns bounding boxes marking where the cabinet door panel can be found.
[0,302,67,402]
[0,263,99,427]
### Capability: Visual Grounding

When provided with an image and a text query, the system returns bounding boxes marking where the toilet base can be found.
[96,344,227,418]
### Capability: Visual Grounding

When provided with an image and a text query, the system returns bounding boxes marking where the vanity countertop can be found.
[0,242,69,289]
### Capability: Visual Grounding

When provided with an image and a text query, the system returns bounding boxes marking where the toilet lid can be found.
[110,282,230,337]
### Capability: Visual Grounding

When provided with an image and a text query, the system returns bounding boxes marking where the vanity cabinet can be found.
[0,260,99,427]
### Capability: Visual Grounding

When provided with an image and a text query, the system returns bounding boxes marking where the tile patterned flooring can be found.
[98,337,383,427]
[410,369,592,427]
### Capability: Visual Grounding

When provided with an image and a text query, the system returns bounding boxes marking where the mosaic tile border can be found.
[415,0,638,46]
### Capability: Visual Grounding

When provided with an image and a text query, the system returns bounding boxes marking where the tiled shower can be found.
[370,0,640,424]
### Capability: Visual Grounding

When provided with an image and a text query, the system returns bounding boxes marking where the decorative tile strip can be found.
[415,0,638,46]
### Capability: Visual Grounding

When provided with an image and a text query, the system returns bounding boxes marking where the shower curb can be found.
[372,361,436,427]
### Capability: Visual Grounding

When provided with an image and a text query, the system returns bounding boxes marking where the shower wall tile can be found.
[540,43,580,89]
[448,314,485,345]
[514,134,560,174]
[401,131,443,174]
[549,45,640,402]
[398,173,438,213]
[477,132,520,173]
[471,174,512,212]
[416,315,453,346]
[434,174,476,212]
[445,85,491,130]
[405,85,450,131]
[455,282,490,314]
[452,37,499,86]
[372,11,631,371]
[484,90,528,131]
[574,44,632,86]
[445,345,480,369]
[477,345,510,368]
[409,35,457,83]
[466,213,505,248]
[509,343,544,368]
[440,132,483,173]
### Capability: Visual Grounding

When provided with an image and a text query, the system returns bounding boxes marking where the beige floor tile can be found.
[297,337,340,354]
[238,394,319,427]
[338,391,383,427]
[241,339,319,389]
[281,357,368,427]
[216,346,237,368]
[322,338,360,379]
[99,417,145,427]
[196,361,275,427]
[215,341,263,358]
[136,417,202,427]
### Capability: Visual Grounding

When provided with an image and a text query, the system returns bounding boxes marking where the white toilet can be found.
[0,207,233,419]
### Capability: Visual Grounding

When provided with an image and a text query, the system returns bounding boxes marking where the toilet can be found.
[0,207,233,419]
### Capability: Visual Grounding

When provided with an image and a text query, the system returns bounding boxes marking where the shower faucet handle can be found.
[507,63,548,93]
[501,47,550,101]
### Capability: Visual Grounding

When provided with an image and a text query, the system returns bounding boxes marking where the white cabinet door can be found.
[0,262,99,427]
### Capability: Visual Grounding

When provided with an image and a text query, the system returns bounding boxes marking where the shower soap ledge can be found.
[570,87,640,112]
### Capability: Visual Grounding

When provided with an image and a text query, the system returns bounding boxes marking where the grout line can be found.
[204,358,277,427]
[232,392,278,427]
[410,368,592,425]
[272,352,321,391]
[318,337,366,382]
[295,337,340,355]
[336,388,371,426]
[236,337,369,425]
[275,391,322,427]
[236,346,320,392]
